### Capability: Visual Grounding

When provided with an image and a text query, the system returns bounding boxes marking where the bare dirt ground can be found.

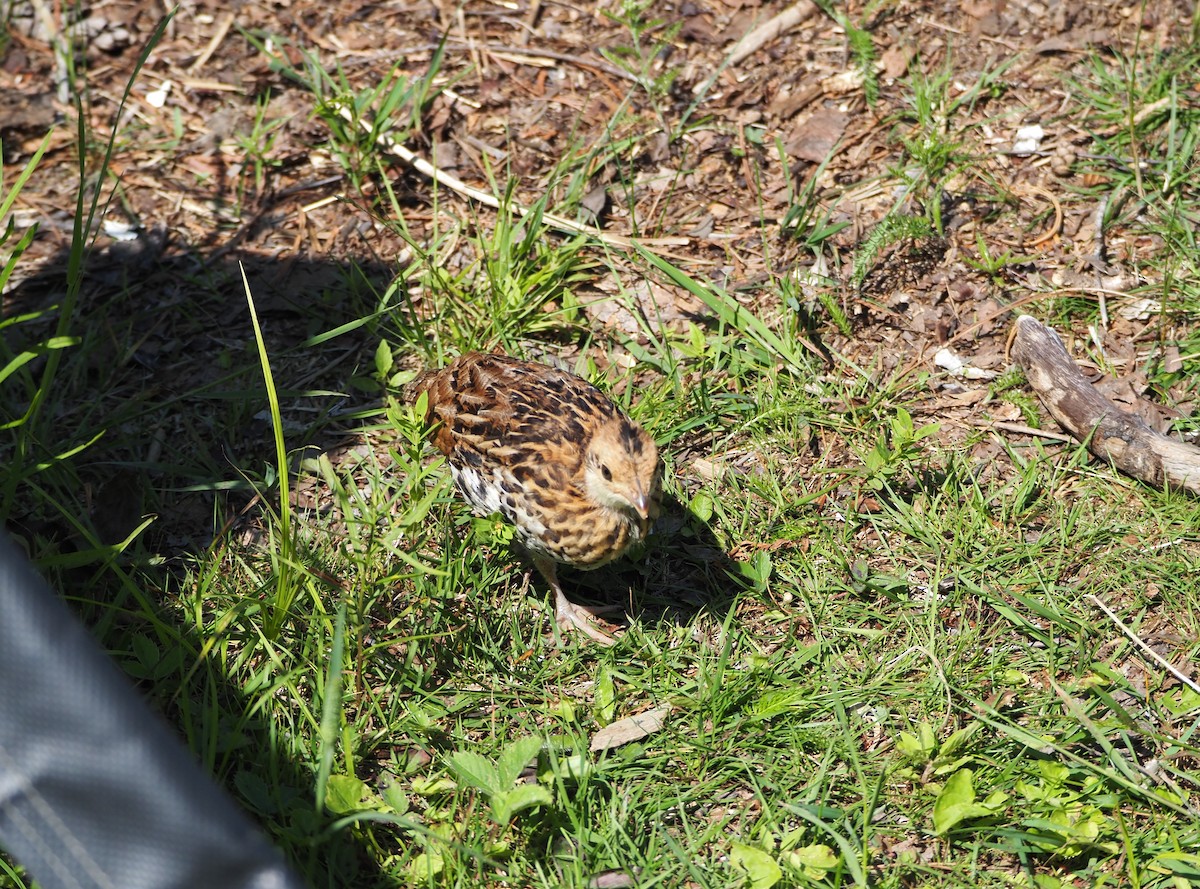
[1,0,1192,553]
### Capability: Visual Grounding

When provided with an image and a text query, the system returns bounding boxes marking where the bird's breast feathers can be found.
[449,463,644,568]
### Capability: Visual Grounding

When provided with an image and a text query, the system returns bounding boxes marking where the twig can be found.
[186,11,236,75]
[455,8,484,79]
[1093,193,1110,327]
[177,77,244,93]
[1086,594,1200,696]
[1023,184,1063,249]
[728,1,819,65]
[1092,194,1109,267]
[464,42,637,82]
[335,104,690,249]
[988,421,1074,443]
[334,42,638,83]
[27,0,72,102]
[518,0,542,46]
[948,279,1138,349]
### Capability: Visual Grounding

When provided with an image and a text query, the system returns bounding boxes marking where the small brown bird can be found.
[411,352,662,644]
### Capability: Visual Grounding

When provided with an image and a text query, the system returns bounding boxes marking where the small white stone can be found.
[934,347,997,380]
[1013,124,1044,154]
[102,219,139,241]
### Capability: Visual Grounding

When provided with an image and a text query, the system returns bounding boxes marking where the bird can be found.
[410,351,662,644]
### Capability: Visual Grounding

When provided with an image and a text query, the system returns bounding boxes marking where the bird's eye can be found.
[601,465,613,481]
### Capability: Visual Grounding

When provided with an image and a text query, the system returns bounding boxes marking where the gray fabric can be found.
[0,534,306,889]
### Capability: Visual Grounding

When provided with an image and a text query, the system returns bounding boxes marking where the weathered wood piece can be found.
[1010,314,1200,495]
[728,2,819,65]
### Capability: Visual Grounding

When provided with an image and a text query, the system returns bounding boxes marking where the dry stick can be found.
[336,105,690,250]
[187,11,236,74]
[1009,314,1200,494]
[988,420,1074,444]
[1086,594,1200,696]
[27,0,71,102]
[518,0,542,46]
[467,43,634,80]
[1022,184,1064,249]
[340,43,639,83]
[1092,194,1110,327]
[728,1,819,65]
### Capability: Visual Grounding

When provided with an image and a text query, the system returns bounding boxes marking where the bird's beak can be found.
[633,482,650,520]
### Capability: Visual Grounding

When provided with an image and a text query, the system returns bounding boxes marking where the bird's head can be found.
[583,417,662,525]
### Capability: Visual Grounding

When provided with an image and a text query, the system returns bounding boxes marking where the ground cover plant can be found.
[3,0,1200,886]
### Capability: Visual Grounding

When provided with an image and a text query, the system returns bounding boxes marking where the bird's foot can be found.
[554,596,619,646]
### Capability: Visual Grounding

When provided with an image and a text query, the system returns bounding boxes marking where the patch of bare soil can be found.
[1,1,1190,544]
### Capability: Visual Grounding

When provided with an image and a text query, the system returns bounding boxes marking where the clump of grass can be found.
[884,53,1016,234]
[599,0,685,130]
[1066,39,1200,413]
[851,213,933,290]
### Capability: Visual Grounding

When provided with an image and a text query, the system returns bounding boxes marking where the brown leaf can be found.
[589,706,672,752]
[1164,345,1183,374]
[1033,29,1112,54]
[785,110,849,163]
[879,43,918,80]
[961,0,1003,19]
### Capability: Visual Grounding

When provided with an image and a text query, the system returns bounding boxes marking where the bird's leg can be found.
[531,555,617,646]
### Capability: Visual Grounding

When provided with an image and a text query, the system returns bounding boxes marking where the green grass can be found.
[5,7,1200,889]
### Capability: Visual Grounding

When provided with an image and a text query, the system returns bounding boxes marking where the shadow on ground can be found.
[3,235,397,885]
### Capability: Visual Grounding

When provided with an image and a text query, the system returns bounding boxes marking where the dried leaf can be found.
[589,705,671,752]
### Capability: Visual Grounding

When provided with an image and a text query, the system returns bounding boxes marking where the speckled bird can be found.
[410,352,662,644]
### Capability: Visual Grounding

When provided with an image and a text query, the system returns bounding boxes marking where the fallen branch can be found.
[1010,314,1200,494]
[728,1,819,65]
